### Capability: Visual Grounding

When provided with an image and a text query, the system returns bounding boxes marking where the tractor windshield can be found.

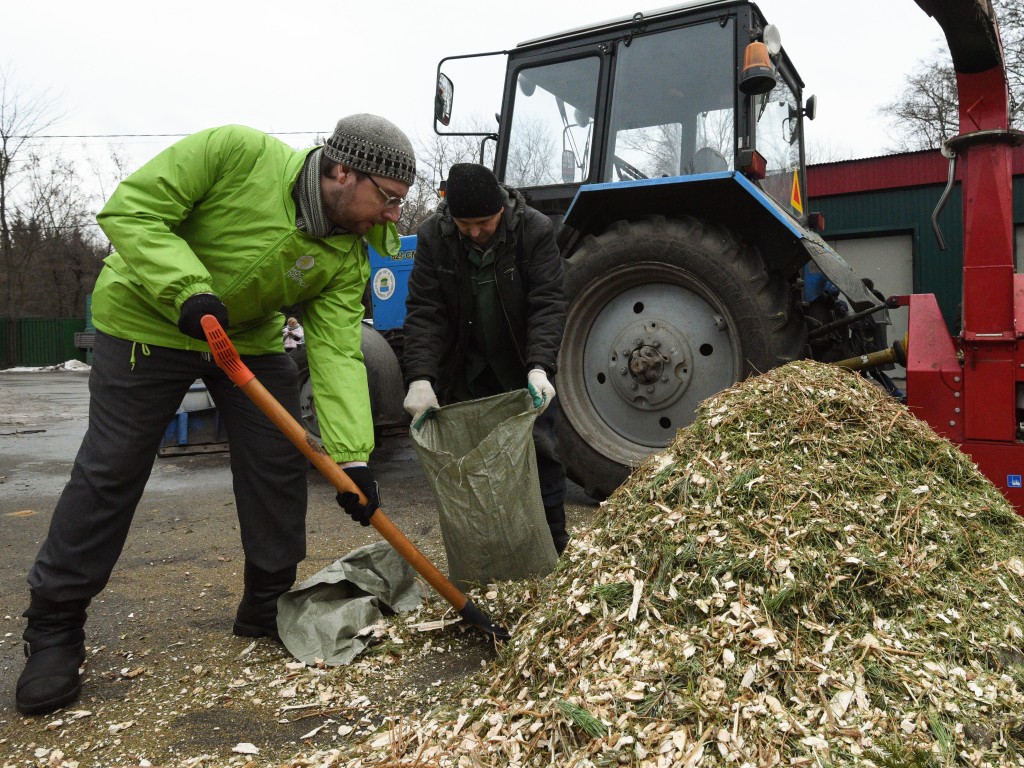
[606,18,735,181]
[503,17,739,187]
[500,11,806,216]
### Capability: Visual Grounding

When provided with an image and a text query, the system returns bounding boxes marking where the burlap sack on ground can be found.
[276,541,422,665]
[411,390,557,590]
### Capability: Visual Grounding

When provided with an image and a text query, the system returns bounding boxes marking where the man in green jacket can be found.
[15,114,414,716]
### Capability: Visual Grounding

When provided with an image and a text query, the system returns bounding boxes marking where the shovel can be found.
[200,315,510,642]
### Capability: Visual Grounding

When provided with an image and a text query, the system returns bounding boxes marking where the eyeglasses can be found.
[362,174,406,210]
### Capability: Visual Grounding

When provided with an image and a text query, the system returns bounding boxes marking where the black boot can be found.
[16,594,89,716]
[233,562,296,642]
[544,505,570,555]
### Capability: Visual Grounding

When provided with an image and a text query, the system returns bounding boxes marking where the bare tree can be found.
[613,124,681,178]
[997,0,1024,126]
[394,175,441,237]
[19,150,105,316]
[881,0,1022,152]
[415,128,493,191]
[805,141,858,165]
[697,110,734,161]
[506,117,560,187]
[0,68,62,317]
[399,122,498,234]
[880,59,960,151]
[404,116,561,233]
[86,143,133,255]
[398,131,481,234]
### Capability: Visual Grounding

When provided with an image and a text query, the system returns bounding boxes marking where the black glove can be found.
[336,465,380,526]
[178,293,230,341]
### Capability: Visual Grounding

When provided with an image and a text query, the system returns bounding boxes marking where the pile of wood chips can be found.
[310,360,1024,767]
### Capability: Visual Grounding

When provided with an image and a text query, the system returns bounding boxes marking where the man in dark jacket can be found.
[402,163,569,553]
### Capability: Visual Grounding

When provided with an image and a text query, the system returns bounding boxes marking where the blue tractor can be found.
[433,0,882,499]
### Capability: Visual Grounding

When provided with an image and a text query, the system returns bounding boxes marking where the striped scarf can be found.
[295,148,335,238]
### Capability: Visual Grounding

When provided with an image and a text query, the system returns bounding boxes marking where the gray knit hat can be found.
[323,114,416,186]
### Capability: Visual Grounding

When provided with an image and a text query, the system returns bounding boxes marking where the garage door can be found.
[825,234,913,378]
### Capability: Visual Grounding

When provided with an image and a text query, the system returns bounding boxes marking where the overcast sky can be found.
[3,0,948,185]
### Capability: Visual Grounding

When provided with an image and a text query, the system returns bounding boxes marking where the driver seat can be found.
[692,146,728,173]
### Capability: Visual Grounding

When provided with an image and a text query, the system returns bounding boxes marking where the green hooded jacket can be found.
[92,124,400,463]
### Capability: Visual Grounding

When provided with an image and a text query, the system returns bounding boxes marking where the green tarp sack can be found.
[411,389,558,591]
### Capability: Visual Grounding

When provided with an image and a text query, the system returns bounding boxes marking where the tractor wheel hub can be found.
[608,320,692,409]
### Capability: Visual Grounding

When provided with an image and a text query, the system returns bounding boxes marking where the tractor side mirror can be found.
[435,73,454,127]
[804,94,817,121]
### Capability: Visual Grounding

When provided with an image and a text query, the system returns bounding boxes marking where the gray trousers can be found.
[27,331,308,604]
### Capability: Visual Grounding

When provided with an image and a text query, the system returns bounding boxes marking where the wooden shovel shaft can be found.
[199,315,468,611]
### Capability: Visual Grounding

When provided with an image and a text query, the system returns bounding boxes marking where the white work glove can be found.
[528,368,556,412]
[403,379,439,421]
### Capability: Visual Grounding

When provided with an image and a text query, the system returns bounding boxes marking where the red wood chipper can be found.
[900,0,1024,511]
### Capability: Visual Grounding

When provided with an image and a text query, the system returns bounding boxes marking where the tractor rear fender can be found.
[558,172,881,312]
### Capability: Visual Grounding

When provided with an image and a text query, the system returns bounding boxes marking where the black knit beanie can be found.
[323,114,416,186]
[445,163,504,218]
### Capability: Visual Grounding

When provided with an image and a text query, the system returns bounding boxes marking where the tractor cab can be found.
[435,0,813,225]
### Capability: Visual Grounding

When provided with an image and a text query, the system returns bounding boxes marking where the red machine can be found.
[902,0,1024,510]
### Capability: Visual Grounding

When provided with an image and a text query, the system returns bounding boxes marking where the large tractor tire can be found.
[291,322,409,440]
[557,215,806,500]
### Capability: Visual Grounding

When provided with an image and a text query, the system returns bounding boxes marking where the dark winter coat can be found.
[403,186,566,403]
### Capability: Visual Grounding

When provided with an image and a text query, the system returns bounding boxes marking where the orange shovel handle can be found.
[200,316,469,609]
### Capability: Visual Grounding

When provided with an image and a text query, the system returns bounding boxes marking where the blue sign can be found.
[367,235,416,332]
[1008,475,1022,488]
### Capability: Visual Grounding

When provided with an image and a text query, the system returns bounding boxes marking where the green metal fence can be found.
[0,318,87,369]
